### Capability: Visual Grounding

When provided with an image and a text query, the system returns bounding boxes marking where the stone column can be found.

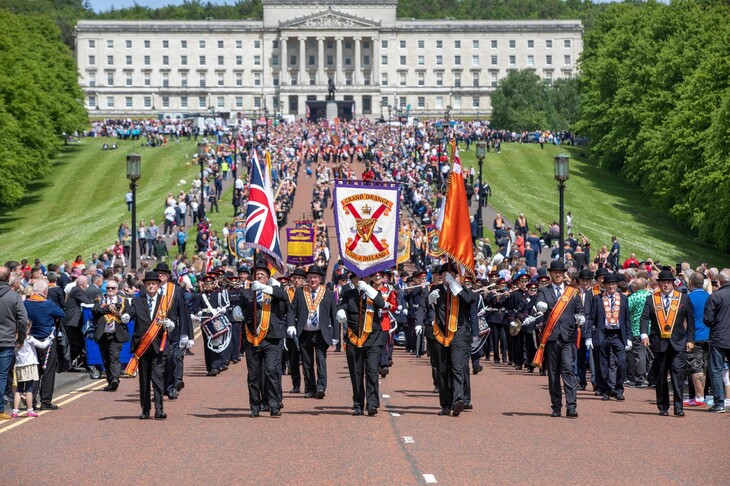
[317,36,326,85]
[280,36,288,86]
[372,36,380,86]
[354,36,362,85]
[335,36,344,86]
[298,36,306,85]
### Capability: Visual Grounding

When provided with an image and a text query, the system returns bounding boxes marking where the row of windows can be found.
[90,71,275,88]
[88,53,571,69]
[88,38,572,50]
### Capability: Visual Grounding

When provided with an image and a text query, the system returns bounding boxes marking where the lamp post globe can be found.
[553,154,570,261]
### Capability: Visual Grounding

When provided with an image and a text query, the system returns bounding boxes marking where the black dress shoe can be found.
[659,410,669,416]
[304,392,316,398]
[139,412,150,420]
[367,408,378,416]
[602,394,611,401]
[270,409,282,417]
[154,411,167,419]
[352,408,364,416]
[615,394,625,401]
[473,364,483,375]
[42,404,59,411]
[185,349,194,356]
[452,400,465,417]
[176,381,185,391]
[110,380,119,391]
[432,387,440,394]
[249,410,260,418]
[290,387,301,394]
[594,391,602,396]
[380,366,389,377]
[279,402,284,410]
[674,410,685,417]
[551,411,561,417]
[567,409,579,418]
[527,367,534,374]
[315,390,325,399]
[514,365,523,371]
[103,384,114,392]
[438,407,451,416]
[167,392,178,400]
[388,360,393,367]
[464,403,474,410]
[206,369,219,377]
[577,384,586,391]
[261,405,271,412]
[539,370,546,376]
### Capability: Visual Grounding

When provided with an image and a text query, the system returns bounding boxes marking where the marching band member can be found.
[240,262,289,417]
[286,265,339,400]
[286,267,307,394]
[195,274,228,377]
[428,262,476,417]
[338,273,386,416]
[507,274,530,370]
[374,271,398,378]
[640,267,695,416]
[575,269,595,390]
[224,273,243,364]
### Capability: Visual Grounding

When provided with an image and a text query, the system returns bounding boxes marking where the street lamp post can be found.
[197,142,207,222]
[126,154,141,270]
[554,154,570,261]
[264,106,269,144]
[475,141,486,239]
[435,125,445,187]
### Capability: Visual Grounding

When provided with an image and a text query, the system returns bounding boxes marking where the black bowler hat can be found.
[253,261,271,276]
[657,266,675,281]
[595,267,609,278]
[439,261,458,275]
[292,268,307,278]
[143,271,161,282]
[154,262,171,274]
[578,269,594,280]
[307,265,325,276]
[603,272,620,284]
[337,273,348,281]
[414,270,427,278]
[238,265,251,275]
[547,260,566,272]
[433,265,442,274]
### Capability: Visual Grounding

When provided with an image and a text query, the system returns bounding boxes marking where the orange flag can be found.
[438,140,474,272]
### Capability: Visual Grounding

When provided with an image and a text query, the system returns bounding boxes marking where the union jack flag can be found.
[244,149,285,273]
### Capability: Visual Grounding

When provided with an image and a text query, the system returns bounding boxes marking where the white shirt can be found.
[164,206,176,222]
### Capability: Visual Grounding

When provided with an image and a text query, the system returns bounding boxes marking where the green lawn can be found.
[459,142,730,268]
[0,137,203,264]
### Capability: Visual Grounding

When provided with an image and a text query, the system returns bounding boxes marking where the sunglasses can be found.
[107,286,118,290]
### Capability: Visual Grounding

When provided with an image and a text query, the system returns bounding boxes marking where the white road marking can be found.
[423,474,437,483]
[382,394,390,399]
[390,412,401,417]
[402,436,414,444]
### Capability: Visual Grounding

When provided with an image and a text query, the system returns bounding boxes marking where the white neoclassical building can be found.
[75,0,583,120]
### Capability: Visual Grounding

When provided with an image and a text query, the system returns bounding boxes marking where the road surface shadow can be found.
[501,412,554,417]
[610,410,672,416]
[98,415,143,421]
[190,413,251,419]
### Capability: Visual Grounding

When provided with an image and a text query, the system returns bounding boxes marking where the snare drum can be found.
[201,312,231,340]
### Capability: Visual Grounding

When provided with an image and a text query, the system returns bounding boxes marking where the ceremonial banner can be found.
[334,181,400,277]
[397,228,411,265]
[438,140,474,272]
[286,227,315,265]
[244,149,285,272]
[427,225,444,258]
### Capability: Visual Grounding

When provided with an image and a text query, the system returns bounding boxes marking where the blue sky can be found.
[88,0,630,13]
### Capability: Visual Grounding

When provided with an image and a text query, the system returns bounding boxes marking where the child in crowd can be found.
[12,323,53,418]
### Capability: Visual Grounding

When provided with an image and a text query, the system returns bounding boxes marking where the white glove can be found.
[357,280,379,300]
[477,308,486,317]
[232,305,244,322]
[180,334,189,347]
[331,339,339,346]
[585,338,593,350]
[509,321,517,329]
[575,314,585,327]
[472,336,479,346]
[415,325,423,335]
[625,340,633,351]
[336,309,347,323]
[269,277,280,287]
[163,319,175,332]
[536,301,548,313]
[523,316,535,326]
[287,326,296,338]
[428,289,440,305]
[251,281,273,295]
[397,305,402,313]
[186,339,194,349]
[443,272,463,295]
[121,313,130,324]
[403,308,408,316]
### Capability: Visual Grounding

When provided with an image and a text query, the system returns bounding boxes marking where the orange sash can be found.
[245,295,271,346]
[125,283,175,375]
[532,286,577,368]
[433,292,459,347]
[652,289,680,339]
[348,296,374,347]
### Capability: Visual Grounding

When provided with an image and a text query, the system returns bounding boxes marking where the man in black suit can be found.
[122,271,172,419]
[533,260,584,418]
[427,262,475,417]
[154,262,193,399]
[84,274,104,301]
[91,280,130,391]
[286,265,339,399]
[575,269,595,391]
[640,267,695,416]
[62,275,94,366]
[338,272,386,416]
[586,272,631,401]
[240,262,289,417]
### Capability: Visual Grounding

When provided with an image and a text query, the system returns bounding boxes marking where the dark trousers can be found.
[245,339,282,412]
[490,323,507,362]
[138,350,165,413]
[600,331,626,394]
[574,337,588,387]
[433,341,469,409]
[164,343,184,394]
[287,338,301,389]
[230,321,242,360]
[97,334,123,385]
[33,339,57,407]
[627,336,648,385]
[147,238,155,257]
[202,332,225,372]
[709,345,730,403]
[652,347,686,413]
[299,330,329,394]
[426,336,438,388]
[64,325,85,364]
[404,321,415,352]
[380,335,392,368]
[525,331,538,368]
[545,338,578,412]
[463,360,472,404]
[346,344,381,410]
[592,343,608,393]
[163,220,174,236]
[512,330,525,367]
